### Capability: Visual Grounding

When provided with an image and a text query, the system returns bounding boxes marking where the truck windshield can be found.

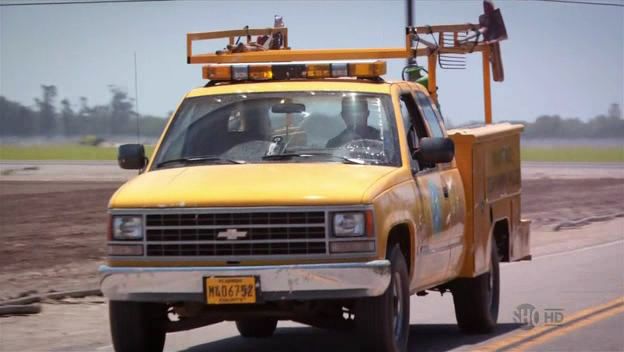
[152,91,400,169]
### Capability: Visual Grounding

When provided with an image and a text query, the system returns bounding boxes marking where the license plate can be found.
[204,276,257,304]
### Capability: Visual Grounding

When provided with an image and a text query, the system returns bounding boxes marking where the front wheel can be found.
[451,238,500,333]
[109,301,167,352]
[355,245,410,352]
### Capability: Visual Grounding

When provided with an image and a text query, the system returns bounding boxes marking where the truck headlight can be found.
[112,216,143,240]
[333,212,365,237]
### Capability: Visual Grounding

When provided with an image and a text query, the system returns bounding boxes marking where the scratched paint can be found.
[444,176,463,225]
[427,179,443,234]
[445,179,454,226]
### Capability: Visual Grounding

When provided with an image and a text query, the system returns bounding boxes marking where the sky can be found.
[1,0,623,125]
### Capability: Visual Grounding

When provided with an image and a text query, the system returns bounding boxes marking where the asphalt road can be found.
[38,239,617,352]
[157,240,624,352]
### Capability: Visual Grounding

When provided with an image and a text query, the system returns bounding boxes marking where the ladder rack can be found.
[186,24,492,65]
[187,13,507,125]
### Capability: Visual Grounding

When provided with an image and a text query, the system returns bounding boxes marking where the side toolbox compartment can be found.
[448,123,531,278]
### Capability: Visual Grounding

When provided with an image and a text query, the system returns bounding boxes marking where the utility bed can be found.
[449,123,531,276]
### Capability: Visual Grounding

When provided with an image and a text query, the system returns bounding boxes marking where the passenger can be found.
[326,96,380,148]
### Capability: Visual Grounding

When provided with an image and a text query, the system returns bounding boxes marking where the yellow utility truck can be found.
[100,5,530,352]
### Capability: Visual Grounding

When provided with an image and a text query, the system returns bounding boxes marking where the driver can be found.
[326,96,380,148]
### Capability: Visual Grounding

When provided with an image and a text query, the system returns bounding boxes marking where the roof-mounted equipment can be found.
[186,0,508,124]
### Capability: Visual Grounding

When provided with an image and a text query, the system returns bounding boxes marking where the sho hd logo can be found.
[513,304,539,329]
[513,304,565,330]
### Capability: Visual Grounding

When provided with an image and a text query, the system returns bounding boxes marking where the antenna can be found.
[134,52,140,143]
[406,0,414,65]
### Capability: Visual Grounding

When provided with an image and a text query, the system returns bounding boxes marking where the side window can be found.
[416,92,445,138]
[399,93,428,140]
[398,97,418,153]
[399,93,435,171]
[399,98,411,133]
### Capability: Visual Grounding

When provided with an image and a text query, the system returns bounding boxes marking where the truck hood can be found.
[109,163,406,208]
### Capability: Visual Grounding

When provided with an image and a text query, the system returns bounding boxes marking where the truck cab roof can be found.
[186,80,428,99]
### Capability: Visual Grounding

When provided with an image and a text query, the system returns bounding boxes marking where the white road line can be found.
[534,239,624,260]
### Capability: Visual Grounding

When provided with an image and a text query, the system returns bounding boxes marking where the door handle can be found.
[442,185,449,198]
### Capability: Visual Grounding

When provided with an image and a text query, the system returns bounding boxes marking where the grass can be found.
[521,147,624,163]
[0,144,154,161]
[0,144,622,163]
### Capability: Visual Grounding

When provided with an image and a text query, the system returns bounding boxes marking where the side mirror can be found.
[118,144,146,170]
[414,137,455,164]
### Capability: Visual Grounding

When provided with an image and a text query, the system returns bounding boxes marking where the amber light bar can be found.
[202,61,386,81]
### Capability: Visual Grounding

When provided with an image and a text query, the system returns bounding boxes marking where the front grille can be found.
[146,242,327,256]
[144,211,327,257]
[146,227,325,242]
[146,212,325,227]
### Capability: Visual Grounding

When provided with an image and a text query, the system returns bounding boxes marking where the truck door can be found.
[398,87,451,288]
[413,91,466,279]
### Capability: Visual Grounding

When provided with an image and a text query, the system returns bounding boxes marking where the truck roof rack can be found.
[186,24,495,65]
[187,1,508,124]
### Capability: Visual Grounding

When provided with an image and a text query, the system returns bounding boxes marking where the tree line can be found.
[0,85,166,138]
[1,85,623,139]
[520,103,623,139]
[445,104,623,139]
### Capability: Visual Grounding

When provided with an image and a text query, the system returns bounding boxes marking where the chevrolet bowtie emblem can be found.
[217,229,248,240]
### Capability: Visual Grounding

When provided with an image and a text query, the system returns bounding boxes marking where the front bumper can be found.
[99,260,391,302]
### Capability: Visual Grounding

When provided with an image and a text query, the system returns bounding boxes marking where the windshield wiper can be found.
[261,153,312,160]
[156,155,245,169]
[262,152,365,165]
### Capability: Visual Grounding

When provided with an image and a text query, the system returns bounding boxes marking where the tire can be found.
[235,318,278,338]
[451,238,500,334]
[109,301,167,352]
[356,245,410,352]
